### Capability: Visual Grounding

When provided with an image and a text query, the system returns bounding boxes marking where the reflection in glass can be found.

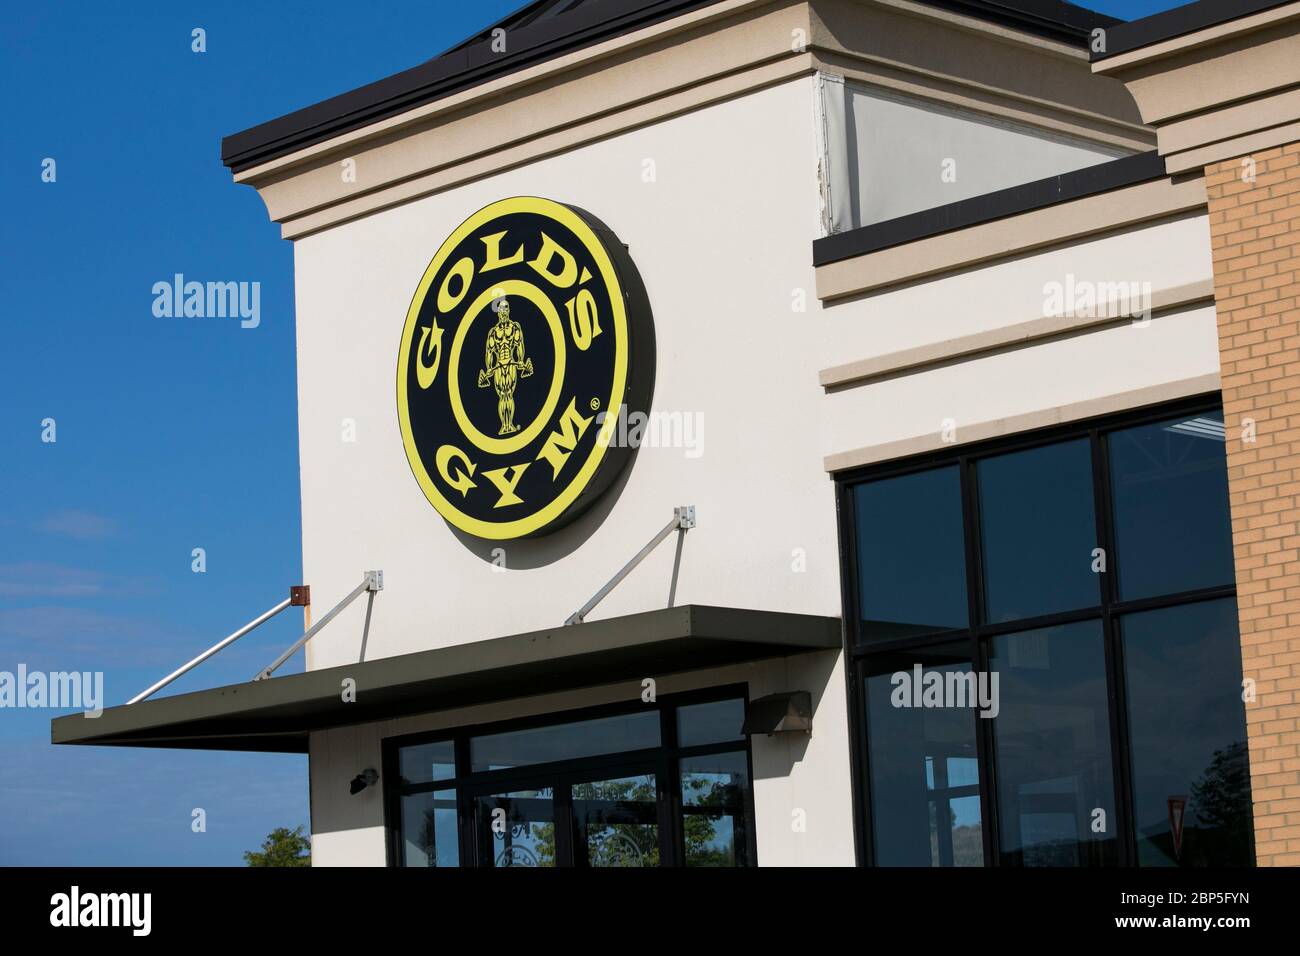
[400,790,459,867]
[395,702,757,867]
[681,752,750,866]
[676,698,745,747]
[854,466,968,640]
[1108,413,1234,600]
[470,710,660,772]
[474,788,557,867]
[1122,600,1253,866]
[398,739,456,786]
[571,774,659,867]
[991,621,1117,866]
[942,796,983,867]
[978,439,1098,622]
[865,643,983,866]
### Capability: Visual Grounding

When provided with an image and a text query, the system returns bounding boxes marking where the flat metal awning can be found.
[51,605,841,753]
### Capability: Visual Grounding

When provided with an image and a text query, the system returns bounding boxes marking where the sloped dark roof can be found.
[435,0,617,56]
[1093,0,1293,61]
[221,0,1120,174]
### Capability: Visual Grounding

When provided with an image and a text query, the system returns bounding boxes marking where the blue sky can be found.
[0,0,1189,865]
[1084,0,1197,16]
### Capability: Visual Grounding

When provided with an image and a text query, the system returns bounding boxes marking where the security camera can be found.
[349,768,379,795]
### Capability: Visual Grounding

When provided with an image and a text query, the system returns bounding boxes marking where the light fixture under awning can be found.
[51,605,841,753]
[742,691,814,736]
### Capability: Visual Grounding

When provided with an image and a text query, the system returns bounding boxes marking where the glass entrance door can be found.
[570,771,660,867]
[472,783,559,867]
[468,766,659,867]
[390,690,756,867]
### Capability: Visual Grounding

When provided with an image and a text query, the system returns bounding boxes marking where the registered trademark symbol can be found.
[590,397,601,410]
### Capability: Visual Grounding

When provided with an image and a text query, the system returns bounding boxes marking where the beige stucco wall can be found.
[819,209,1222,468]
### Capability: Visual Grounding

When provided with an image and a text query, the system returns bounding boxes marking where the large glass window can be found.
[863,644,982,866]
[398,740,456,786]
[470,711,660,772]
[387,690,756,867]
[680,752,751,867]
[676,698,745,748]
[1122,599,1253,866]
[844,401,1253,867]
[1108,412,1234,600]
[990,621,1116,867]
[399,789,459,867]
[978,439,1099,623]
[853,465,968,641]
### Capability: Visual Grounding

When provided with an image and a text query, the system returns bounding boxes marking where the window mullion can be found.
[1093,425,1136,867]
[961,455,999,867]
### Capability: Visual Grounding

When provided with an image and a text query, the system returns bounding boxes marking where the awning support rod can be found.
[565,506,695,625]
[668,521,687,609]
[358,588,376,663]
[126,595,297,705]
[255,571,384,681]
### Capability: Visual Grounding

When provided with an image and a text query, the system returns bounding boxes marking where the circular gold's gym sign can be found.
[397,197,655,539]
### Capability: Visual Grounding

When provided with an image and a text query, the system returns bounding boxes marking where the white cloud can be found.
[35,510,118,540]
[0,562,126,598]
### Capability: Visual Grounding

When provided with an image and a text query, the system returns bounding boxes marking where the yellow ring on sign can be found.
[395,196,629,540]
[446,279,566,457]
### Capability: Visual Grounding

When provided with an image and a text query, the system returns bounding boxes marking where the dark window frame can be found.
[382,683,757,867]
[836,394,1246,866]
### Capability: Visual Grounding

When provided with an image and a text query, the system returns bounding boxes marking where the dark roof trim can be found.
[1092,0,1295,61]
[919,0,1119,43]
[221,0,719,173]
[222,0,1118,174]
[812,151,1167,267]
[50,605,841,753]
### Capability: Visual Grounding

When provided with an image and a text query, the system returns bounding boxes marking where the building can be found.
[54,0,1300,868]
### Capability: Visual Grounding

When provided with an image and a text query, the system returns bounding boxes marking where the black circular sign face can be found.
[397,197,655,539]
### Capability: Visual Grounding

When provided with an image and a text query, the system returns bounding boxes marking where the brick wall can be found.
[1204,142,1300,866]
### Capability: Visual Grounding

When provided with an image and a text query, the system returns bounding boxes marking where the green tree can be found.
[485,773,744,866]
[243,825,311,867]
[1190,741,1251,833]
[681,774,734,866]
[1186,741,1254,866]
[577,777,660,867]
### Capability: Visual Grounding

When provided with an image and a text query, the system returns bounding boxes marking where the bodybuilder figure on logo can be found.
[477,297,533,435]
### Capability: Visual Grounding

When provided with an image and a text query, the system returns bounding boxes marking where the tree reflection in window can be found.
[572,775,658,867]
[681,753,750,866]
